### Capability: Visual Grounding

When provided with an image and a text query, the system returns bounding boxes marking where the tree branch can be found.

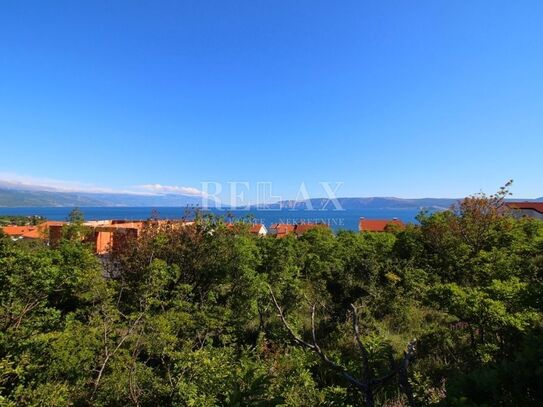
[269,285,366,391]
[92,312,144,397]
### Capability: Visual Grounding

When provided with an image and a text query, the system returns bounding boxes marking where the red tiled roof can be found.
[506,202,543,214]
[224,223,265,234]
[2,225,42,239]
[270,223,296,238]
[2,221,68,240]
[249,224,265,234]
[359,218,405,232]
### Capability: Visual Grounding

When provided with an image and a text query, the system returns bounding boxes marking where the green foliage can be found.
[1,188,543,406]
[0,215,45,227]
[67,207,85,224]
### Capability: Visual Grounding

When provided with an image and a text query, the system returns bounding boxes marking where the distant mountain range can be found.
[0,188,206,208]
[1,186,541,210]
[253,197,459,211]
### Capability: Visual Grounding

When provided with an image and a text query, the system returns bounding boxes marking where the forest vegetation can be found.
[1,185,542,406]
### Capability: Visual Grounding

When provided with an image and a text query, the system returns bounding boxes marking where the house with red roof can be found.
[2,218,197,254]
[1,225,42,240]
[359,218,405,233]
[1,221,67,242]
[249,223,268,236]
[269,223,296,238]
[269,223,329,238]
[225,223,268,236]
[505,202,543,220]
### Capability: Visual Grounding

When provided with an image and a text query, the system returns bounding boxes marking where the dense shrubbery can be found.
[1,190,542,406]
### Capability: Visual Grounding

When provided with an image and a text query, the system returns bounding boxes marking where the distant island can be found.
[0,187,204,207]
[0,186,454,209]
[254,197,460,211]
[2,185,541,210]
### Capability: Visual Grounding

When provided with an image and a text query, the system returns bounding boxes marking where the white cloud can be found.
[0,172,121,193]
[0,173,205,197]
[137,184,206,197]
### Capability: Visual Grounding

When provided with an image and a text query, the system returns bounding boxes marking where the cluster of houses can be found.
[1,219,179,255]
[1,221,66,242]
[0,218,399,254]
[1,201,541,255]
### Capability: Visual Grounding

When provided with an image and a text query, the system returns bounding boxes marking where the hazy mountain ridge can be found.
[0,188,205,207]
[260,196,543,211]
[1,187,541,209]
[257,197,460,211]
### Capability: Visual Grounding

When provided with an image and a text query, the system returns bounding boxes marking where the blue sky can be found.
[1,0,542,201]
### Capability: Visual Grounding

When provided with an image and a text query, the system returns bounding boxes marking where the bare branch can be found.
[373,338,417,395]
[268,285,366,391]
[398,339,418,407]
[310,304,319,348]
[92,312,145,397]
[269,285,316,350]
[350,304,370,361]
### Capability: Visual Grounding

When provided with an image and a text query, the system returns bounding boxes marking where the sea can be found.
[0,207,426,232]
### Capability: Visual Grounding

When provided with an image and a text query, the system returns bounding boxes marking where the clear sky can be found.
[1,1,542,201]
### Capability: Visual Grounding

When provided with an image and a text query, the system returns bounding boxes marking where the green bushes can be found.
[1,193,542,405]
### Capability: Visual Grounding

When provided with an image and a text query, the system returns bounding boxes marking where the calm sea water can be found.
[0,207,425,231]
